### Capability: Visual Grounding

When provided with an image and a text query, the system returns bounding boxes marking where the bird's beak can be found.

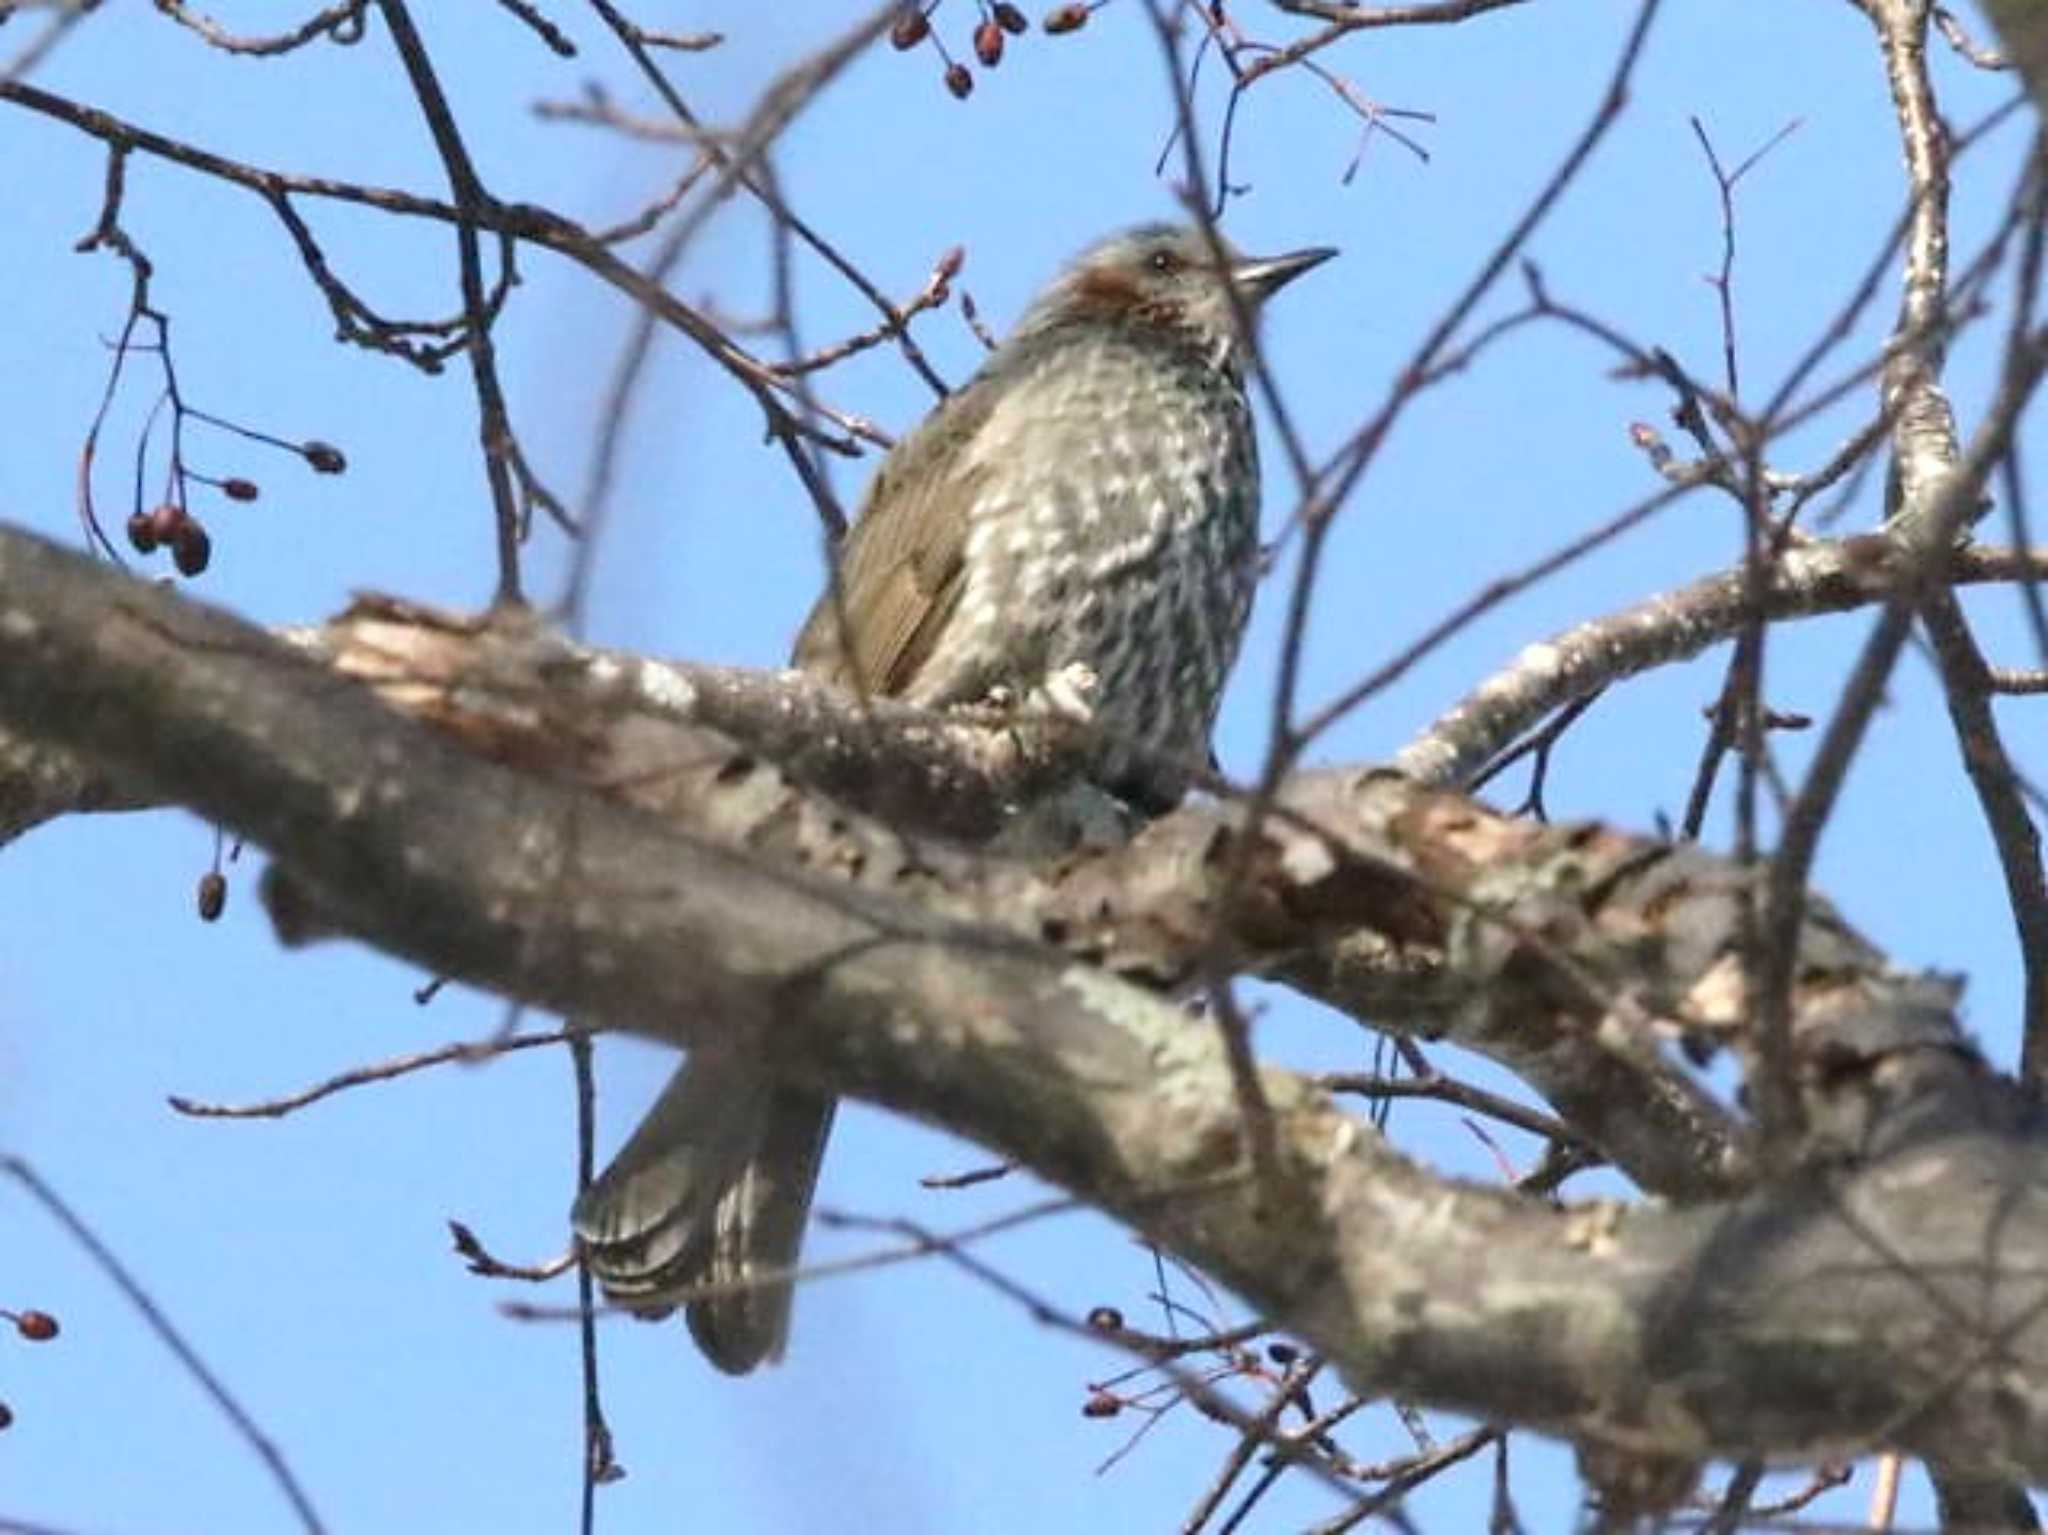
[1230,245,1338,302]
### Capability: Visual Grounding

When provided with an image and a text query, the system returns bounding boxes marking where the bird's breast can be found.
[924,330,1262,764]
[964,336,1257,570]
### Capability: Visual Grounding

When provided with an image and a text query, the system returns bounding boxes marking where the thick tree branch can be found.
[9,524,2048,1478]
[0,527,2004,1204]
[0,563,1770,1200]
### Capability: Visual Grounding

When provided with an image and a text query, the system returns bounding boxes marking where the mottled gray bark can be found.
[5,523,2048,1480]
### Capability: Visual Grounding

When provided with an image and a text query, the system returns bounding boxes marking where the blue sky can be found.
[1,1,2040,1530]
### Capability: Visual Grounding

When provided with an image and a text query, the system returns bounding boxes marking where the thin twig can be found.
[168,1027,580,1118]
[1317,1071,1582,1149]
[372,0,530,602]
[1755,330,2048,1139]
[568,1030,620,1521]
[150,0,366,56]
[1180,1357,1323,1533]
[1,1156,327,1532]
[1919,593,2048,1078]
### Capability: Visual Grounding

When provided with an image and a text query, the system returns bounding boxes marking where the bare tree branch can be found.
[4,521,2048,1475]
[1397,537,2048,788]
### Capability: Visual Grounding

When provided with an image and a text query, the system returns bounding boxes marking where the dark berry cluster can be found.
[891,1,1101,100]
[121,439,345,581]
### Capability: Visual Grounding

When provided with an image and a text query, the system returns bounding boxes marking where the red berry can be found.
[197,871,227,922]
[1081,1391,1121,1418]
[126,511,158,554]
[15,1311,57,1342]
[222,478,260,503]
[1043,3,1088,33]
[944,61,973,98]
[974,18,1004,65]
[889,5,928,48]
[171,522,212,577]
[994,2,1028,32]
[147,502,186,544]
[302,440,347,475]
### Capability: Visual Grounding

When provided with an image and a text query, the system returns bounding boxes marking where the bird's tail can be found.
[571,1054,836,1375]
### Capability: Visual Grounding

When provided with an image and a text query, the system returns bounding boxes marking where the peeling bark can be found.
[8,524,2048,1475]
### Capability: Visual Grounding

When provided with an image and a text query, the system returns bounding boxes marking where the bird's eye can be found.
[1148,249,1182,276]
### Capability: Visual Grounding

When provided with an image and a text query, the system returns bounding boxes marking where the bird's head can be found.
[1014,223,1335,359]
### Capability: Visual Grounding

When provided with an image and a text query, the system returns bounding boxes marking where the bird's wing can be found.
[792,377,1005,696]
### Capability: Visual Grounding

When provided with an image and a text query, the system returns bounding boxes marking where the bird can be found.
[571,222,1336,1374]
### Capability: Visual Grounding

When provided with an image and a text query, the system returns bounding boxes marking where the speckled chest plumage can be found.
[882,321,1259,773]
[935,324,1257,757]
